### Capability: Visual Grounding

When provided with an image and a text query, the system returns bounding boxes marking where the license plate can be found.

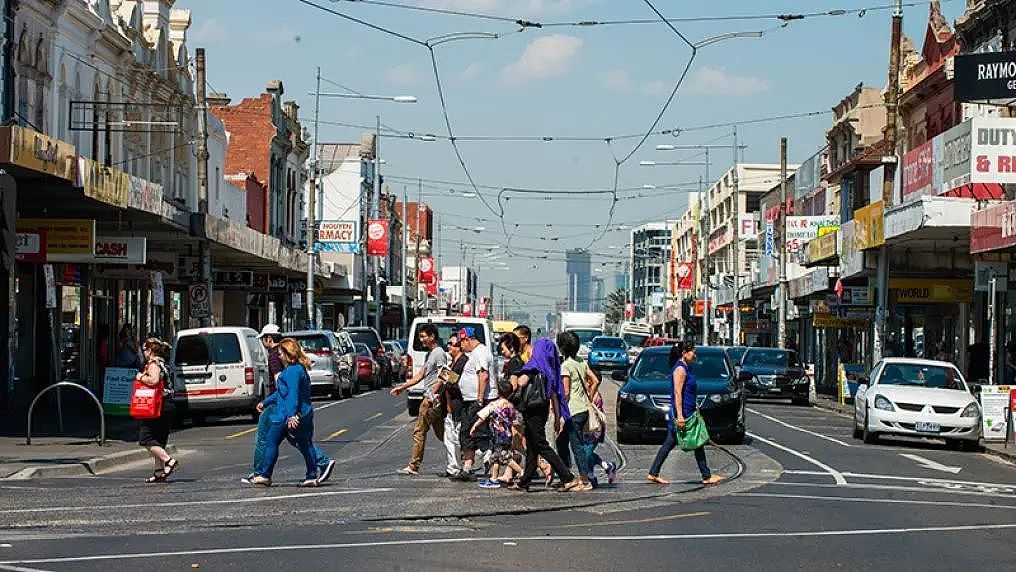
[915,421,940,433]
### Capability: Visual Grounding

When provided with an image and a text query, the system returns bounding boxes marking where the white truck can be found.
[619,321,653,361]
[556,312,606,358]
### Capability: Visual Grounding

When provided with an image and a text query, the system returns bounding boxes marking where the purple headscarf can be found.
[521,338,571,420]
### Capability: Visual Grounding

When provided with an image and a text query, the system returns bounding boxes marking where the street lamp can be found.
[312,92,419,104]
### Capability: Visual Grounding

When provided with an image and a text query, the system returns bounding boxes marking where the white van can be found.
[404,316,495,417]
[171,327,270,424]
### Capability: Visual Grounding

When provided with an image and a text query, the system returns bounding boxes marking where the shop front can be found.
[970,200,1016,385]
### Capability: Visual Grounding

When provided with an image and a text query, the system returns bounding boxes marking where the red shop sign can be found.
[901,139,934,201]
[970,201,1016,254]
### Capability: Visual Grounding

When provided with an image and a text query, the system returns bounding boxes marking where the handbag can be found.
[130,378,163,419]
[675,411,710,451]
[522,372,549,412]
[577,361,605,433]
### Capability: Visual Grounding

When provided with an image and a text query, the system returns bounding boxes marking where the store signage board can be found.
[785,215,839,253]
[78,157,129,208]
[970,200,1016,253]
[0,125,76,181]
[317,220,360,253]
[853,201,885,249]
[889,278,973,303]
[17,218,95,255]
[102,367,137,416]
[807,231,838,264]
[954,52,1016,104]
[48,236,147,264]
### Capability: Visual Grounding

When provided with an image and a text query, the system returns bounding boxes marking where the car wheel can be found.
[791,396,810,406]
[190,414,207,427]
[852,414,863,439]
[342,377,354,399]
[728,430,746,445]
[407,400,420,418]
[862,406,878,444]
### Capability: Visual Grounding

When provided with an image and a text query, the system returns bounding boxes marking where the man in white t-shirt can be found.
[454,327,495,479]
[391,323,449,475]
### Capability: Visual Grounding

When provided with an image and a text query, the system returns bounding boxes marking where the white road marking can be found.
[3,488,393,515]
[747,408,852,447]
[313,401,344,411]
[354,391,377,399]
[736,492,1016,511]
[0,564,53,572]
[747,432,847,485]
[759,480,1016,499]
[5,524,1016,565]
[899,453,962,474]
[0,546,10,549]
[784,469,1011,490]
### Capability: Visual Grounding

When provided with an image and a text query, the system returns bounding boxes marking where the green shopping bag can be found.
[675,411,710,451]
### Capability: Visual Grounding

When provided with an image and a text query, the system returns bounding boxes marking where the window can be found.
[174,333,243,366]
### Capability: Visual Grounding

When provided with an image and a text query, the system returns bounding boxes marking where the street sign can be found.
[189,283,210,319]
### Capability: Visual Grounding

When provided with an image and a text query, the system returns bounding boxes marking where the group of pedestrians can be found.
[132,321,721,490]
[391,324,618,492]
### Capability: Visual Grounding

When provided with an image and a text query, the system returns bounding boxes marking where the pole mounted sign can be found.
[366,219,388,257]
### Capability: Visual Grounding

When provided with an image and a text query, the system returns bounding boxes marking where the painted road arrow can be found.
[899,453,962,474]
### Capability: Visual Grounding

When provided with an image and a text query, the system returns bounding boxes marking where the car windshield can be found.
[879,363,966,390]
[631,350,730,381]
[622,333,650,347]
[726,346,747,364]
[291,334,330,352]
[348,330,381,350]
[175,333,242,366]
[355,343,372,357]
[413,323,487,351]
[743,349,800,368]
[592,337,625,349]
[571,329,602,346]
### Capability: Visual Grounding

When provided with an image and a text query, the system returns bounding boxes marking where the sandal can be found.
[702,475,725,485]
[647,474,670,485]
[163,458,180,476]
[145,470,167,484]
[397,466,418,476]
[557,479,583,492]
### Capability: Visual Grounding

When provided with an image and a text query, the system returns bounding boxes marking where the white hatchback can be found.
[853,358,981,450]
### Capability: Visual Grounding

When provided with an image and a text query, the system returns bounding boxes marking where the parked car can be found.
[171,327,270,424]
[403,316,494,417]
[383,341,408,383]
[587,336,630,371]
[284,330,352,399]
[346,327,392,387]
[333,330,359,396]
[853,357,981,450]
[615,345,747,444]
[354,343,380,390]
[739,347,809,405]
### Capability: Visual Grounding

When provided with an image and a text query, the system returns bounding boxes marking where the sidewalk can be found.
[812,393,1016,464]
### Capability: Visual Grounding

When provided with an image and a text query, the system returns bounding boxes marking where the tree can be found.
[605,288,629,328]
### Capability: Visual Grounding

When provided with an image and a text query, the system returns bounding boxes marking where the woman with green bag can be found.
[647,341,724,486]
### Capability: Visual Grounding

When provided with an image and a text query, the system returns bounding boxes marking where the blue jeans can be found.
[648,429,711,480]
[252,403,330,474]
[255,416,319,481]
[566,412,595,478]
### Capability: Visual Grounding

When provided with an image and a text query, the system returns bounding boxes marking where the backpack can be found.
[489,403,515,446]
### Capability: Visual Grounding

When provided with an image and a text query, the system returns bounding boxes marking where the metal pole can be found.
[372,115,382,333]
[700,176,709,346]
[401,185,409,337]
[989,275,998,385]
[731,126,741,345]
[415,179,423,314]
[778,137,788,349]
[874,0,903,363]
[195,48,212,328]
[306,68,321,330]
[703,149,711,345]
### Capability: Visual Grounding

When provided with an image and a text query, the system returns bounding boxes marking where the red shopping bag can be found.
[130,378,163,419]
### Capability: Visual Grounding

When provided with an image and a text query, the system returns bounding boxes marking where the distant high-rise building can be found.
[591,276,605,313]
[565,248,592,312]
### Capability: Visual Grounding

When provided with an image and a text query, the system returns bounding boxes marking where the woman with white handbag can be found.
[557,331,613,492]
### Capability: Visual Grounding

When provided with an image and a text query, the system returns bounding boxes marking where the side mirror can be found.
[857,383,868,395]
[611,369,627,381]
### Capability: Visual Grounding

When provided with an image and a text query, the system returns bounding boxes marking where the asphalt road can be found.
[2,391,1015,571]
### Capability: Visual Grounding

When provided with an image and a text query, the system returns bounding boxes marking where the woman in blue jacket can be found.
[251,338,320,487]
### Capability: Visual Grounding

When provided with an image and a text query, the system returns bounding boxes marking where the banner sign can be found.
[675,262,694,290]
[853,201,885,250]
[764,220,775,257]
[785,215,840,253]
[317,220,360,253]
[366,219,388,257]
[901,138,934,202]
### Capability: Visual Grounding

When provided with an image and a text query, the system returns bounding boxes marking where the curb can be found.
[2,445,177,480]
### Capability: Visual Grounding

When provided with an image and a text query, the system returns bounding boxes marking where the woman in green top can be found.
[557,331,602,492]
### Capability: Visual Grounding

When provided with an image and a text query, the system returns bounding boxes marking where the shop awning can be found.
[970,200,1016,254]
[884,196,976,247]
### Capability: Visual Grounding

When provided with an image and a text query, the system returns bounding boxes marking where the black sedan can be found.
[614,346,747,445]
[738,347,809,405]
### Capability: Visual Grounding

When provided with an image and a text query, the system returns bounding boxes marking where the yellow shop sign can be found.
[890,278,973,303]
[0,125,76,181]
[17,218,95,255]
[807,231,838,263]
[854,201,885,250]
[78,158,129,208]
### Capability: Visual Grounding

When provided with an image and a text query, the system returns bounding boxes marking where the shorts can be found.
[490,445,515,465]
[461,401,490,454]
[138,403,175,448]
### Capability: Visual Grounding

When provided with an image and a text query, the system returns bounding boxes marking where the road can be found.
[1,391,1015,571]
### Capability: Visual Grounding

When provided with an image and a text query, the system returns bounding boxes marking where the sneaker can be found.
[606,462,618,484]
[241,473,254,485]
[478,479,501,489]
[250,476,272,487]
[316,460,336,485]
[299,479,319,488]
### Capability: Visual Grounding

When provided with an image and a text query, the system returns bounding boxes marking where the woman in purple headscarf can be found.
[511,338,580,492]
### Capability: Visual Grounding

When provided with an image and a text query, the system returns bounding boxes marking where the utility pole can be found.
[306,67,321,330]
[401,185,409,337]
[699,176,710,346]
[778,137,788,349]
[731,126,741,346]
[195,48,212,328]
[874,0,903,363]
[488,282,494,320]
[372,115,382,334]
[415,179,423,314]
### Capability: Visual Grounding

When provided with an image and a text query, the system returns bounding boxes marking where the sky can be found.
[178,0,968,317]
